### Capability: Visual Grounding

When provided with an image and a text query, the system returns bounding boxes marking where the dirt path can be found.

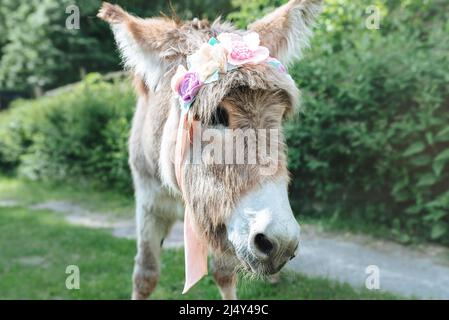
[290,226,449,299]
[3,199,449,299]
[29,200,183,247]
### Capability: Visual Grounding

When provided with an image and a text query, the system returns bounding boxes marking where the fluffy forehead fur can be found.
[192,64,300,124]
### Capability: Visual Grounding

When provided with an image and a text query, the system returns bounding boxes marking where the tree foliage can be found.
[0,0,233,94]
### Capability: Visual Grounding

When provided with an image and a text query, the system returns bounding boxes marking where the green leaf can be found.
[425,132,434,145]
[402,141,425,157]
[425,191,449,209]
[436,126,449,142]
[391,179,411,201]
[409,154,432,166]
[398,233,411,244]
[405,205,421,215]
[433,160,447,177]
[435,148,449,163]
[417,172,437,187]
[392,179,408,195]
[423,210,447,222]
[430,223,447,240]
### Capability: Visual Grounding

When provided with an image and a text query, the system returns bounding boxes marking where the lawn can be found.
[0,177,400,299]
[0,176,134,218]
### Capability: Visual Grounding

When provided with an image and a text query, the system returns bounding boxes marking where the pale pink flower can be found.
[217,32,269,66]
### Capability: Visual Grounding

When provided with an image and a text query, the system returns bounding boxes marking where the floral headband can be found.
[170,32,287,113]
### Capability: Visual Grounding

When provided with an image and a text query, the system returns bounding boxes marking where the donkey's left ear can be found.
[249,0,322,66]
[98,2,180,90]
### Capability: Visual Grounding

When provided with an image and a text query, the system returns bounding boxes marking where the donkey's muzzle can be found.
[249,229,299,274]
[226,178,301,275]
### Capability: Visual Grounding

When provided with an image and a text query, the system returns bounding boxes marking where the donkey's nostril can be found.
[254,233,275,256]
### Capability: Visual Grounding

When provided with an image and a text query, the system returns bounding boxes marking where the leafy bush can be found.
[0,74,135,191]
[284,1,449,244]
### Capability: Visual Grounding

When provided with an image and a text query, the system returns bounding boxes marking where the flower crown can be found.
[170,32,287,112]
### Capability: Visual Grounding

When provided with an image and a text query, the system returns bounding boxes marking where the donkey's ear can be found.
[98,2,180,90]
[249,0,322,66]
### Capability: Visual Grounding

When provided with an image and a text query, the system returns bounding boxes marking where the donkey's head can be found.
[99,0,322,277]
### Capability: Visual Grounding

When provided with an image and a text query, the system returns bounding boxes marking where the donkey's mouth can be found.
[234,250,259,274]
[236,250,286,277]
[245,261,283,277]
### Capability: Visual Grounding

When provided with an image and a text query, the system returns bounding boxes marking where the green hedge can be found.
[285,1,449,244]
[1,1,448,244]
[0,74,134,191]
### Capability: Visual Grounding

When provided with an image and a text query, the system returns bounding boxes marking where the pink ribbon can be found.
[174,111,208,294]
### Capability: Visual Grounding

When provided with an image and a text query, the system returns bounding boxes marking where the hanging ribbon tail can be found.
[174,110,208,294]
[175,112,188,186]
[182,207,208,294]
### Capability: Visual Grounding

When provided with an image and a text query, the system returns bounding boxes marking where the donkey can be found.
[98,0,322,300]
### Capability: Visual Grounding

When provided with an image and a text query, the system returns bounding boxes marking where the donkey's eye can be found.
[210,106,229,127]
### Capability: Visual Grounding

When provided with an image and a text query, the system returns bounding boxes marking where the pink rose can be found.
[230,41,255,61]
[179,72,202,103]
[218,32,269,66]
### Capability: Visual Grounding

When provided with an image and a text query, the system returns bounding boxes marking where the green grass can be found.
[0,206,400,300]
[0,176,134,218]
[0,176,404,299]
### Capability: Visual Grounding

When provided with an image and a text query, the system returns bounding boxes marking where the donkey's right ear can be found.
[248,0,322,66]
[98,2,180,90]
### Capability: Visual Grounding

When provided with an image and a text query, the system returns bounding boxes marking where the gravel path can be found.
[3,200,449,299]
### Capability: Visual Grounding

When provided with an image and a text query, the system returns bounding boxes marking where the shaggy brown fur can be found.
[184,87,293,252]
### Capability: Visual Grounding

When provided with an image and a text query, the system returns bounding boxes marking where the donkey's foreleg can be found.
[212,256,238,300]
[131,180,174,300]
